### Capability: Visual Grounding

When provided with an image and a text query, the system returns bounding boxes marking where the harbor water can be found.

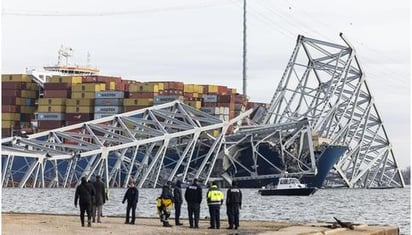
[2,187,410,234]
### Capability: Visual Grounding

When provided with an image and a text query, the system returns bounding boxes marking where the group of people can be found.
[156,178,242,230]
[74,176,242,230]
[74,175,108,227]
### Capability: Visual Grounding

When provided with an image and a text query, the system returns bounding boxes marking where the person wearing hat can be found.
[184,178,202,228]
[207,181,224,229]
[173,180,184,226]
[226,180,242,229]
[74,176,95,227]
[122,181,139,225]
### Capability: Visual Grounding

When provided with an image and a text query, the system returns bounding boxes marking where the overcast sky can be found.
[1,0,410,168]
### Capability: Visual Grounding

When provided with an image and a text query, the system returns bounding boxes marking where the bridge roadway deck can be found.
[2,213,399,235]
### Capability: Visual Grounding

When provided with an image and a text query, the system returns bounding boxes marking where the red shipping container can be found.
[217,86,228,94]
[38,120,65,129]
[44,83,71,90]
[2,128,12,137]
[2,97,17,105]
[124,105,149,112]
[2,82,27,90]
[2,89,21,97]
[2,105,20,113]
[65,113,94,122]
[44,89,71,98]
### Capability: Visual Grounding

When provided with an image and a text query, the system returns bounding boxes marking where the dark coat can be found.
[184,182,202,204]
[173,181,183,205]
[123,186,139,205]
[161,184,174,201]
[74,181,95,206]
[93,179,106,206]
[226,186,242,207]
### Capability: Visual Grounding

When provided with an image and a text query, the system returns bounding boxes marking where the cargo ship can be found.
[1,47,346,188]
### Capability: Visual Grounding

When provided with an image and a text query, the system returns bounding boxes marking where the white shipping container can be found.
[94,106,123,113]
[94,113,114,119]
[202,95,218,103]
[200,107,215,115]
[95,91,125,99]
[37,112,65,121]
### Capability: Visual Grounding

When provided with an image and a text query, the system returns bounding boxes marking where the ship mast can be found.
[242,0,247,97]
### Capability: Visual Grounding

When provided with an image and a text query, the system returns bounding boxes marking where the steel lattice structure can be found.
[260,34,404,188]
[1,101,251,188]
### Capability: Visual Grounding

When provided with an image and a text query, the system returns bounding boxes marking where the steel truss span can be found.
[261,34,404,188]
[1,101,251,188]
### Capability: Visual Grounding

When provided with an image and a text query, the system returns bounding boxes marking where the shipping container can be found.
[2,128,12,137]
[20,106,36,114]
[184,100,201,109]
[71,92,96,99]
[44,82,71,90]
[65,113,94,122]
[2,81,30,90]
[44,89,71,98]
[38,120,65,129]
[38,105,66,113]
[72,83,105,92]
[38,98,67,106]
[2,113,20,121]
[66,106,94,113]
[127,92,158,99]
[2,105,20,113]
[123,106,149,112]
[94,106,123,113]
[2,97,25,106]
[200,107,219,115]
[2,74,32,82]
[94,113,115,119]
[128,83,159,93]
[49,75,82,84]
[153,95,184,105]
[95,98,124,106]
[95,91,125,99]
[66,99,95,106]
[37,112,65,121]
[123,98,153,107]
[2,121,17,129]
[202,94,218,103]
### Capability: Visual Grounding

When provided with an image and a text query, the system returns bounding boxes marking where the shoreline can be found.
[1,212,399,235]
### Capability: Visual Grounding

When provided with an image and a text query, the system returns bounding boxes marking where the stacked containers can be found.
[2,74,38,137]
[94,91,124,119]
[154,81,184,105]
[38,76,80,131]
[183,84,203,109]
[124,82,157,112]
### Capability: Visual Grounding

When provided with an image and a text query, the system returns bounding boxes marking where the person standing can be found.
[206,182,224,229]
[157,181,174,227]
[173,180,184,226]
[92,175,106,223]
[122,181,139,225]
[226,181,242,229]
[184,178,202,229]
[74,176,95,227]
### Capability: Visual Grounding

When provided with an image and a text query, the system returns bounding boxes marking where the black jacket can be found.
[173,181,183,205]
[226,187,242,207]
[161,185,174,201]
[74,181,95,206]
[184,182,202,204]
[123,186,139,205]
[93,179,106,206]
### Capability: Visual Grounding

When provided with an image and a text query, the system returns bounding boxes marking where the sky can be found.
[1,0,410,168]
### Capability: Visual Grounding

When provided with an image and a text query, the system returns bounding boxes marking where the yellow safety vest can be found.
[207,185,224,206]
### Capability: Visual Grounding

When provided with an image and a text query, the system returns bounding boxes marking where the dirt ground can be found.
[1,212,298,235]
[2,213,400,235]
